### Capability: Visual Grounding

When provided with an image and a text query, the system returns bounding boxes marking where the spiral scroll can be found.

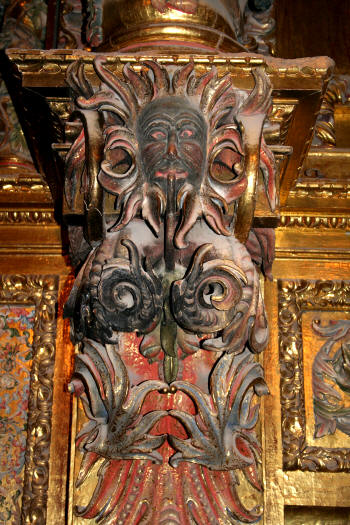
[65,239,163,343]
[172,243,247,335]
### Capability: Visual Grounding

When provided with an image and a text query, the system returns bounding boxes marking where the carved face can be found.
[137,97,207,189]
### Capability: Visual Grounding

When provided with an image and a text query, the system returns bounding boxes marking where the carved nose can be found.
[167,131,178,157]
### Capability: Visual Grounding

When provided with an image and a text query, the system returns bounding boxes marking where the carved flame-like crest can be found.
[66,58,275,247]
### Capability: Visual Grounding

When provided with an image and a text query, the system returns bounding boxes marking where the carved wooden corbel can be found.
[64,57,275,523]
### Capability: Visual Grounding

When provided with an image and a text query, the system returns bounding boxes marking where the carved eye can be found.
[151,130,166,140]
[209,147,243,183]
[180,129,194,138]
[105,147,133,175]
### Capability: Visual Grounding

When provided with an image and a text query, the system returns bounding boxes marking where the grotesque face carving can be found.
[67,59,275,242]
[137,96,207,190]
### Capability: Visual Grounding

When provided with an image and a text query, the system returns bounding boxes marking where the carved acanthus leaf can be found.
[169,348,268,476]
[70,339,168,465]
[312,319,350,438]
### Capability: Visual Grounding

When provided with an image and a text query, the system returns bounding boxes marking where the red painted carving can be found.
[64,58,275,523]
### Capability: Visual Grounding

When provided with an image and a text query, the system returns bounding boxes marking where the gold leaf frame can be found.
[278,279,350,472]
[0,275,59,524]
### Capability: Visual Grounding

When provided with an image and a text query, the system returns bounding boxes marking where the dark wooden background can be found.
[275,0,350,73]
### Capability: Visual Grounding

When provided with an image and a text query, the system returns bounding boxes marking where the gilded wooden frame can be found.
[278,279,350,472]
[0,275,59,524]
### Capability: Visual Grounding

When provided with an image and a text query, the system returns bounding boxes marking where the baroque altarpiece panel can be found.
[2,45,334,522]
[1,0,350,523]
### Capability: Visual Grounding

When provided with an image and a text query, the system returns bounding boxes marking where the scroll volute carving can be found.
[64,57,276,523]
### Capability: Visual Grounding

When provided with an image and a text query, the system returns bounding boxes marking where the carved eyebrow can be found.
[139,114,173,133]
[141,113,174,129]
[143,121,170,136]
[139,110,205,135]
[176,118,201,129]
[176,112,204,127]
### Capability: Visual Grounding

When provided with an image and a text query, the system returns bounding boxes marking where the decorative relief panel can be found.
[64,57,276,523]
[0,275,58,525]
[311,319,350,439]
[278,280,350,472]
[0,304,35,524]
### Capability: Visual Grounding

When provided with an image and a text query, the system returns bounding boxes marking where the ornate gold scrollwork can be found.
[278,279,350,472]
[0,275,59,525]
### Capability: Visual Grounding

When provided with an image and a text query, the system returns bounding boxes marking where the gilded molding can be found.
[0,210,56,224]
[279,216,350,229]
[0,177,50,193]
[290,182,350,199]
[269,101,297,143]
[278,279,350,472]
[0,275,59,524]
[7,50,334,84]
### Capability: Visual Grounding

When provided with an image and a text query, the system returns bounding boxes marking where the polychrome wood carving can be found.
[64,57,276,523]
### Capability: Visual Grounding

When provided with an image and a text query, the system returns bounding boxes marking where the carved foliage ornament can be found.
[312,319,350,439]
[0,275,58,525]
[65,58,276,240]
[278,280,350,473]
[64,57,275,523]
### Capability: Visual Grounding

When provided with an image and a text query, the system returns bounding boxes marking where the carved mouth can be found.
[154,168,188,179]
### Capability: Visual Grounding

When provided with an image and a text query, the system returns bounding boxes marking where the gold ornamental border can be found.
[0,176,49,193]
[0,275,59,525]
[279,215,350,229]
[278,279,350,472]
[0,210,56,224]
